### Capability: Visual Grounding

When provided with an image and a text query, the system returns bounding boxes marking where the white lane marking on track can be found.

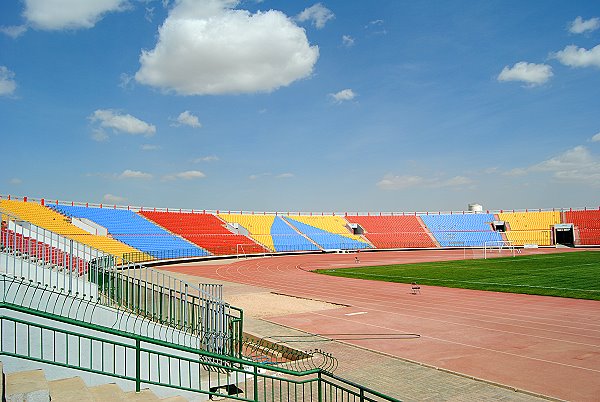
[345,311,368,316]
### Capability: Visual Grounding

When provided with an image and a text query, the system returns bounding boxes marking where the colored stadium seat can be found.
[346,215,436,248]
[498,211,561,246]
[283,215,370,250]
[419,213,503,247]
[50,205,208,259]
[565,210,600,245]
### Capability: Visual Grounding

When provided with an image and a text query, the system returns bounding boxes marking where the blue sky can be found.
[1,0,599,213]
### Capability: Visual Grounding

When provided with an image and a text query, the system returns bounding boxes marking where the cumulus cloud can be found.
[0,25,27,38]
[119,169,153,179]
[9,178,22,185]
[103,193,126,202]
[135,0,319,95]
[89,109,156,137]
[296,3,334,29]
[342,35,354,47]
[163,170,206,180]
[330,88,356,102]
[276,173,294,179]
[592,132,600,142]
[506,146,600,186]
[569,16,600,34]
[0,66,17,96]
[497,62,553,86]
[172,111,201,128]
[377,174,473,190]
[553,44,600,68]
[22,0,129,30]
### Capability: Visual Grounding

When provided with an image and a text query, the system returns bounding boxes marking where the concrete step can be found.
[89,383,128,401]
[5,369,50,402]
[123,388,161,401]
[161,397,189,402]
[48,377,94,402]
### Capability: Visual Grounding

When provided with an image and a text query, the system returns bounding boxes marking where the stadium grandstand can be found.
[1,194,599,401]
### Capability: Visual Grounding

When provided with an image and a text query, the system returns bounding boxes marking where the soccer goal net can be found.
[483,240,516,259]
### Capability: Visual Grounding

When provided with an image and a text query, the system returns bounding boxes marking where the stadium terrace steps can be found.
[0,200,149,261]
[346,215,437,248]
[565,210,600,245]
[283,216,370,250]
[419,213,503,247]
[49,205,208,259]
[219,213,277,251]
[140,211,269,255]
[498,211,561,246]
[1,365,180,402]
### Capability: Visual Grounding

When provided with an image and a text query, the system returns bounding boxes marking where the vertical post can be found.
[318,371,322,402]
[135,338,141,392]
[253,365,259,401]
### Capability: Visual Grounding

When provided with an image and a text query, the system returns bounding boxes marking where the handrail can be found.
[0,298,401,401]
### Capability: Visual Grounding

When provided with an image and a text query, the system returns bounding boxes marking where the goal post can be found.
[484,240,516,259]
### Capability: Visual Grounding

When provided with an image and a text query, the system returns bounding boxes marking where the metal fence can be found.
[0,275,400,401]
[0,210,242,359]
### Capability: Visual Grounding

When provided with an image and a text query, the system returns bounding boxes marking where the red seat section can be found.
[345,215,436,248]
[139,211,269,255]
[1,229,87,275]
[565,210,600,246]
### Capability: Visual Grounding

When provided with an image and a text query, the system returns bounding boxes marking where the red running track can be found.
[164,249,600,401]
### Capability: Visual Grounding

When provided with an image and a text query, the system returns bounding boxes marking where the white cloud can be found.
[377,174,473,190]
[0,66,17,96]
[118,73,134,90]
[193,155,219,163]
[249,172,292,180]
[141,144,160,151]
[103,193,126,202]
[330,88,356,102]
[296,3,334,29]
[163,170,206,180]
[9,178,22,185]
[0,25,28,38]
[135,0,319,95]
[91,128,110,142]
[22,0,129,30]
[119,169,153,179]
[507,146,600,186]
[497,62,553,86]
[553,44,600,68]
[172,111,201,128]
[569,16,600,34]
[342,35,354,47]
[592,132,600,142]
[90,109,156,137]
[377,175,424,190]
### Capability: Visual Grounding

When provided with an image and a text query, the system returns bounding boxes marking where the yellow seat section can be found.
[218,214,276,251]
[0,200,150,261]
[286,215,367,243]
[498,211,561,246]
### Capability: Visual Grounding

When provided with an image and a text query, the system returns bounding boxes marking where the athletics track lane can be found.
[164,249,600,402]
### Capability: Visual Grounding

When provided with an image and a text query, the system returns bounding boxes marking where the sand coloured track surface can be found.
[163,248,600,401]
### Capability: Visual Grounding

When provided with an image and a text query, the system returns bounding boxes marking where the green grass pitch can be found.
[316,251,600,300]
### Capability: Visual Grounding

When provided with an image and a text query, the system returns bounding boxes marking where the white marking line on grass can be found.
[345,311,367,316]
[339,272,600,293]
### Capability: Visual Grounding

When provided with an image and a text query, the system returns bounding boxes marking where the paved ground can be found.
[162,249,600,401]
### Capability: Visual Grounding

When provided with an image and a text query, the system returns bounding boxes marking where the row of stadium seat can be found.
[2,199,599,257]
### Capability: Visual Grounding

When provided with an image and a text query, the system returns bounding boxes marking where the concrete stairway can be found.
[1,362,188,402]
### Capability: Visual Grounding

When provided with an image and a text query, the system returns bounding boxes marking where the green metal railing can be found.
[0,276,400,401]
[1,210,243,359]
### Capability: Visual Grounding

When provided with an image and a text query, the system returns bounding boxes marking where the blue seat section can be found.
[283,217,370,250]
[270,217,319,252]
[50,205,209,258]
[419,213,502,247]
